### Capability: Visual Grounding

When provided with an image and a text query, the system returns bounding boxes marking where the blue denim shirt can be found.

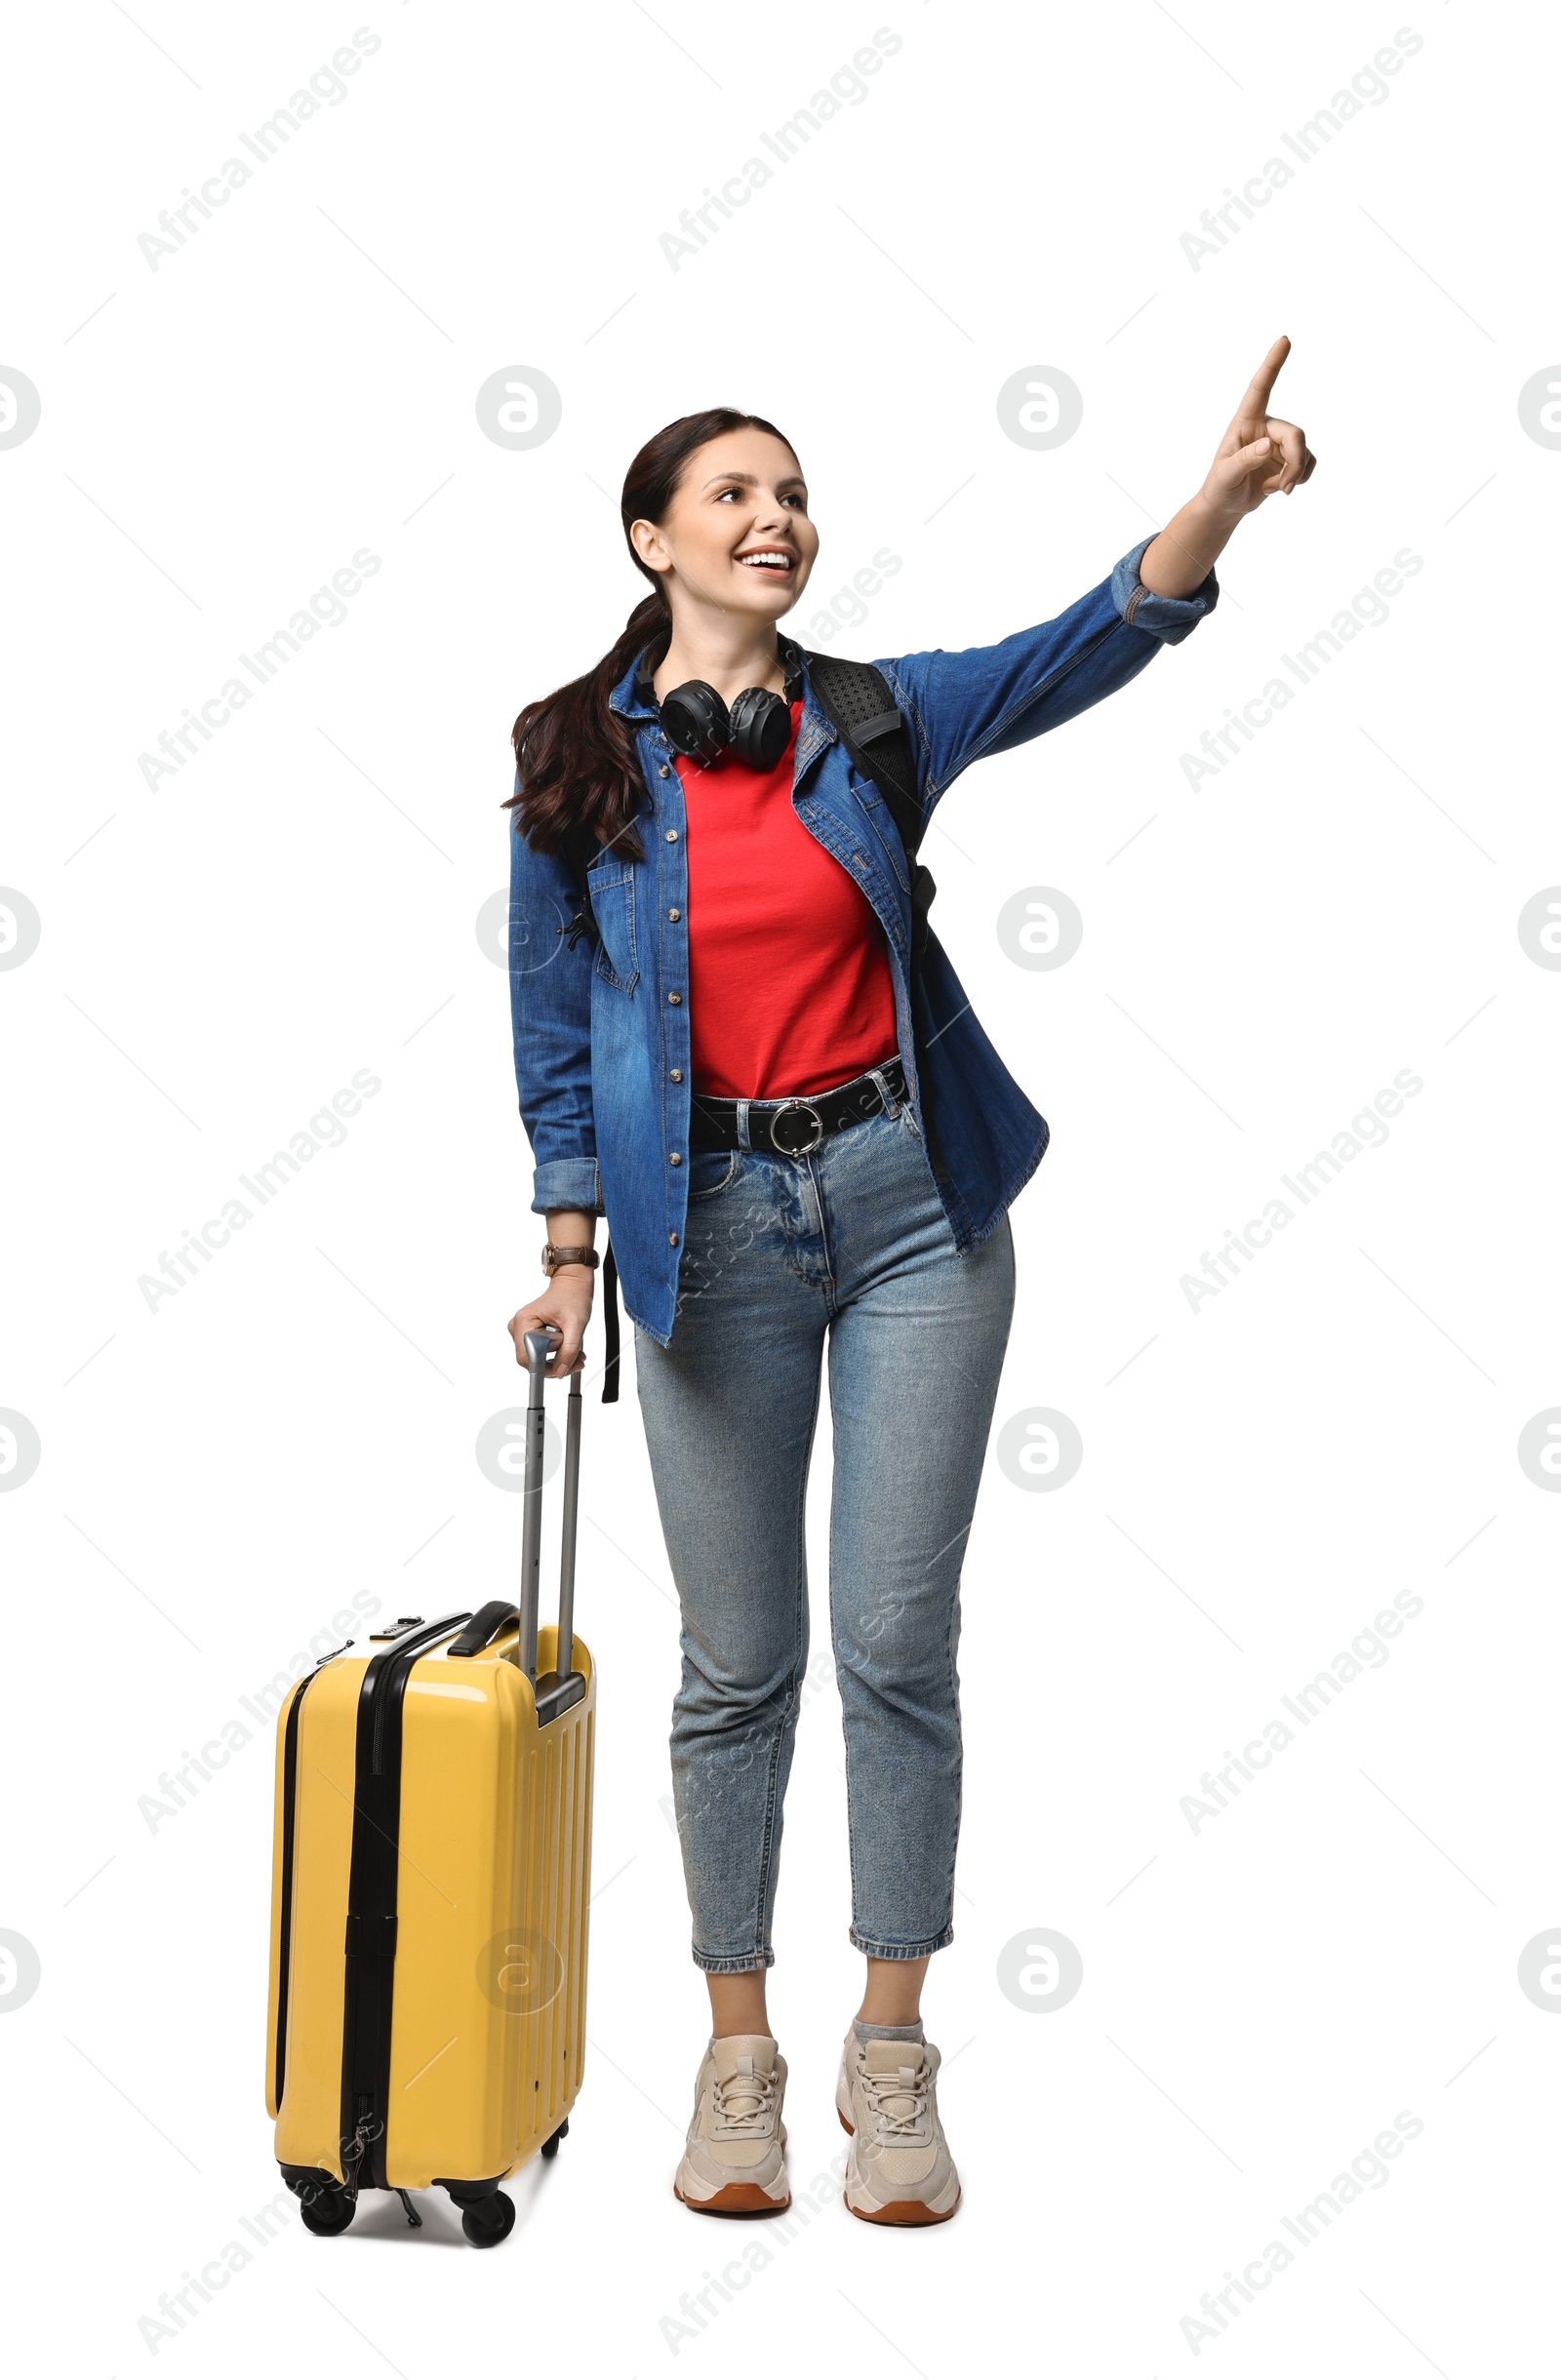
[509,536,1217,1345]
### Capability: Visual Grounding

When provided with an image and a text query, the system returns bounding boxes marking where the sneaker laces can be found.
[711,2058,778,2137]
[860,2057,932,2144]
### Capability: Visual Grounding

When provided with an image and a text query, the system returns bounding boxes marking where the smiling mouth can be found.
[735,549,796,575]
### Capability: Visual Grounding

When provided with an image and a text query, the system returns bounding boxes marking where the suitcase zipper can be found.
[339,1613,469,2193]
[272,1664,325,2112]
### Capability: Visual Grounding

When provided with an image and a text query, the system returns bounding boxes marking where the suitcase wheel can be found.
[540,2118,570,2162]
[297,2183,357,2239]
[460,2191,515,2249]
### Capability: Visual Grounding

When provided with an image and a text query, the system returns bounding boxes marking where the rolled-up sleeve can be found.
[876,542,1219,812]
[507,799,604,1217]
[1111,536,1220,646]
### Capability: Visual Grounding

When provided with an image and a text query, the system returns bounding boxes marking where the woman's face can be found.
[630,428,819,626]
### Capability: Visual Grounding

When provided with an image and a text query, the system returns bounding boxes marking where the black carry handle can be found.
[447,1602,518,1659]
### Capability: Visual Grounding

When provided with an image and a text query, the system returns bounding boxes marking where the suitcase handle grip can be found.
[523,1325,561,1383]
[447,1601,519,1660]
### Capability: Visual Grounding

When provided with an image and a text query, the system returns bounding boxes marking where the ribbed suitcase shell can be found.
[266,1619,594,2188]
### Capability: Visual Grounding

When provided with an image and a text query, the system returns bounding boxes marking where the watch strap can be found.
[541,1243,600,1276]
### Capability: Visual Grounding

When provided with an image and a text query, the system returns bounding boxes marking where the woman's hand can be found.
[507,1269,594,1377]
[1201,335,1317,517]
[1138,336,1317,600]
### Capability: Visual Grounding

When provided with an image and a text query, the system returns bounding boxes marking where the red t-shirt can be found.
[675,700,900,1100]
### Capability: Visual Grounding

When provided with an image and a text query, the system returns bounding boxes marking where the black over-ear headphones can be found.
[634,638,805,772]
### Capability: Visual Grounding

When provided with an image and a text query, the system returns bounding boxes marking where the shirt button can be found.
[669,1152,682,1166]
[667,991,682,1005]
[658,765,670,778]
[667,907,681,922]
[665,829,679,843]
[669,1068,683,1082]
[669,1231,679,1247]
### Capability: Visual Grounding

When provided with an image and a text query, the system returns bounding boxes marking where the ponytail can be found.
[506,589,668,872]
[506,407,797,873]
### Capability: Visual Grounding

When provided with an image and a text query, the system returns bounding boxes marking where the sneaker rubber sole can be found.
[673,2179,792,2217]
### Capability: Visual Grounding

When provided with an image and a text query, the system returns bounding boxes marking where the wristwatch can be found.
[540,1243,600,1278]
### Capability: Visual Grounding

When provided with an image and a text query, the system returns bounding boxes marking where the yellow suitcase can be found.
[265,1332,596,2245]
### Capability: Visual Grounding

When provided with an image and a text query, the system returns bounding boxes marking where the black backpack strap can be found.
[600,1235,620,1404]
[804,654,937,976]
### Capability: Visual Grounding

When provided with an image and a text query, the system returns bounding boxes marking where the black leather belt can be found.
[688,1056,908,1158]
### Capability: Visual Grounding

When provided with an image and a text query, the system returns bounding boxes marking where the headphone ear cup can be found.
[659,681,731,763]
[727,686,793,772]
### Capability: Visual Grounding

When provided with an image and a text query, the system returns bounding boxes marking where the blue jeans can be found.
[634,1085,1016,1970]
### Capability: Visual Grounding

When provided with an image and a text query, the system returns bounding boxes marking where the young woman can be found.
[505,344,1314,2225]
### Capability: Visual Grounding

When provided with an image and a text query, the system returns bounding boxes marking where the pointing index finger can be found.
[1240,335,1292,420]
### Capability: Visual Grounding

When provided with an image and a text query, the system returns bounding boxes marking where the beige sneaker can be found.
[836,2032,961,2225]
[673,2034,790,2216]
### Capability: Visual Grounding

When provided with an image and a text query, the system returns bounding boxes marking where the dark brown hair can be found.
[505,407,798,872]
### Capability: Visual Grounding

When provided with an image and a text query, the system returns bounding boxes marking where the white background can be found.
[3,1,1556,2370]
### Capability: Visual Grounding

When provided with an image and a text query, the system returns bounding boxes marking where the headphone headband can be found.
[633,636,804,710]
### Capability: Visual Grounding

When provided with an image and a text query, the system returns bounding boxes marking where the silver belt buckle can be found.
[768,1096,824,1156]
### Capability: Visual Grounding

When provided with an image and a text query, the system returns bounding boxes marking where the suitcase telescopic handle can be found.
[517,1328,583,1688]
